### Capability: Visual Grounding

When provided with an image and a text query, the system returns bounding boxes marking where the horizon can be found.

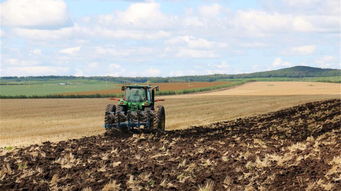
[0,65,339,78]
[1,0,340,77]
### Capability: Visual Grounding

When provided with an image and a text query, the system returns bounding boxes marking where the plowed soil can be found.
[1,99,340,191]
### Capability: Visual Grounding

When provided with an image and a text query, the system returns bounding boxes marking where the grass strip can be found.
[0,81,248,99]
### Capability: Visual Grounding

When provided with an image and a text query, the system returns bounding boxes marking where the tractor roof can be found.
[121,85,159,91]
[123,85,151,88]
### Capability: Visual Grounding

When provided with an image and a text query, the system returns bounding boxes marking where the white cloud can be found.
[106,64,126,77]
[87,62,99,68]
[283,0,321,6]
[13,27,74,40]
[292,17,314,32]
[289,45,316,55]
[109,64,121,69]
[96,1,170,29]
[215,61,229,69]
[145,68,161,77]
[83,28,170,40]
[117,2,164,24]
[198,4,222,17]
[175,48,217,58]
[0,0,71,28]
[272,57,292,68]
[1,58,69,76]
[164,36,226,58]
[205,69,226,75]
[315,56,338,68]
[233,10,316,35]
[59,46,81,55]
[169,71,184,77]
[95,47,129,57]
[1,66,68,76]
[95,46,154,57]
[239,42,267,48]
[166,35,227,49]
[4,58,38,66]
[30,49,42,55]
[182,17,205,27]
[234,10,289,34]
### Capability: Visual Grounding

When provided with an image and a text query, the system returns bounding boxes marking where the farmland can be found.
[0,81,340,147]
[1,70,340,98]
[1,99,340,190]
[0,79,116,96]
[200,81,341,96]
[0,80,244,98]
[61,81,237,96]
[0,79,340,190]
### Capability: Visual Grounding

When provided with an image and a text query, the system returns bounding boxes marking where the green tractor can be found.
[104,85,166,132]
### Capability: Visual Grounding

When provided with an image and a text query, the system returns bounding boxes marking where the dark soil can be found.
[1,99,340,191]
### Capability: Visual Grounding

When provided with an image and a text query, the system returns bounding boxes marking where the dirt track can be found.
[1,99,340,190]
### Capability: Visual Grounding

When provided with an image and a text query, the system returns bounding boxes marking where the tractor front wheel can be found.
[115,105,128,132]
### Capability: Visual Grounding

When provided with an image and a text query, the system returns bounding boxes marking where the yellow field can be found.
[205,82,341,95]
[170,81,341,97]
[0,81,340,147]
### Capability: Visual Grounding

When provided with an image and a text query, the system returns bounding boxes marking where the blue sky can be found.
[0,0,340,77]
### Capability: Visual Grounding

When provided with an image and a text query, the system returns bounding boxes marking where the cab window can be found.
[125,88,146,102]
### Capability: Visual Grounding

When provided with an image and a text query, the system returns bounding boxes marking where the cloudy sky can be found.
[0,0,340,77]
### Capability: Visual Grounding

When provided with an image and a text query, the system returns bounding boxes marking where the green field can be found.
[0,79,118,96]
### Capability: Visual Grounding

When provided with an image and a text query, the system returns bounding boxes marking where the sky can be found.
[0,0,340,77]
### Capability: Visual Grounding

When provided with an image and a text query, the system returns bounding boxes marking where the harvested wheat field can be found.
[0,94,339,147]
[1,99,340,190]
[202,81,341,96]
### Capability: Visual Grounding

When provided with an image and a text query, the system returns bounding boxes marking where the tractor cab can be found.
[119,85,160,111]
[122,85,158,102]
[125,87,147,102]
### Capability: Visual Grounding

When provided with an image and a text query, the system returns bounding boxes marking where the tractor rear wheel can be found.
[115,105,128,131]
[153,105,165,132]
[144,107,153,130]
[115,105,124,122]
[104,104,116,128]
[105,105,129,136]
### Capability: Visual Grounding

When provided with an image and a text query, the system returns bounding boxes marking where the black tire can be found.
[144,107,153,130]
[153,105,166,132]
[105,104,116,113]
[104,104,116,126]
[115,105,126,130]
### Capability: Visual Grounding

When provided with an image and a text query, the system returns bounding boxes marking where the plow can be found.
[104,85,165,133]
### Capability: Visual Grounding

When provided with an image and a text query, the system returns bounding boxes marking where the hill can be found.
[237,66,341,78]
[1,66,340,83]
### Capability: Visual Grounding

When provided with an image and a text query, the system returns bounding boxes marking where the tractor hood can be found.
[119,100,147,111]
